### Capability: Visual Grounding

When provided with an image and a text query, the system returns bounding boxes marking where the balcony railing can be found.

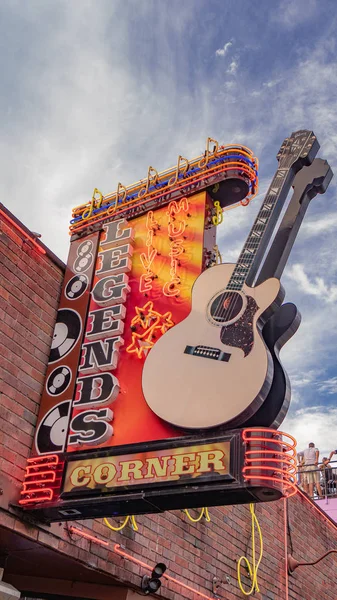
[296,459,337,499]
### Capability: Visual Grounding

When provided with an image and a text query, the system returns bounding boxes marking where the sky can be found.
[1,0,337,458]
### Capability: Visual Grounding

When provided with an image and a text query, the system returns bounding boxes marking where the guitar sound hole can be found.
[209,291,244,325]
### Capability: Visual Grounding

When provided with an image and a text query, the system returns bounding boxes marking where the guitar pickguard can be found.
[220,296,258,357]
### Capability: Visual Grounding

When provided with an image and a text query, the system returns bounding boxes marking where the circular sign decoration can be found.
[65,274,88,301]
[46,365,72,396]
[73,240,94,273]
[35,400,71,454]
[48,309,82,364]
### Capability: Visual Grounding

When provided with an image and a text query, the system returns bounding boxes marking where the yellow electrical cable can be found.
[184,507,211,523]
[237,504,263,596]
[213,244,223,264]
[212,200,223,226]
[104,515,139,532]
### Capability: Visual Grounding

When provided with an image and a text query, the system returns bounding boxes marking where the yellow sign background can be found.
[64,441,230,493]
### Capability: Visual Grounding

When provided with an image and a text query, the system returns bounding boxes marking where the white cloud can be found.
[215,41,232,57]
[263,79,282,88]
[227,59,239,75]
[317,377,337,395]
[285,264,337,303]
[283,406,337,458]
[301,213,337,237]
[272,0,319,29]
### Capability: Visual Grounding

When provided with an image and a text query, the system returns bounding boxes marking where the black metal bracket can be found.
[256,158,333,285]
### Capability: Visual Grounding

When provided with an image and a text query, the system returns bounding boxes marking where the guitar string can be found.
[213,176,291,324]
[212,135,311,325]
[212,136,311,325]
[211,138,310,326]
[211,171,287,323]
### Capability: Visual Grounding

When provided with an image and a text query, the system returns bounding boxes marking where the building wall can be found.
[1,207,337,600]
[0,206,65,490]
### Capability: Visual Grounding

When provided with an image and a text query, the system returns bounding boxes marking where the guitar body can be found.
[142,263,283,429]
[243,303,301,429]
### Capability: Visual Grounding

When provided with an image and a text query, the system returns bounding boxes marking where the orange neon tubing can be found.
[71,156,256,218]
[70,161,257,232]
[245,449,296,458]
[72,146,257,213]
[243,464,296,476]
[24,471,57,482]
[0,209,46,254]
[245,453,297,466]
[26,454,60,464]
[242,428,297,445]
[26,465,59,475]
[70,162,257,234]
[245,457,296,469]
[69,526,109,547]
[72,160,257,221]
[114,544,214,600]
[243,465,296,479]
[19,489,54,504]
[243,475,297,497]
[244,438,296,454]
[283,498,289,600]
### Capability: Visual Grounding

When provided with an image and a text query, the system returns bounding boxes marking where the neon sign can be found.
[126,301,174,359]
[163,198,189,298]
[64,441,231,492]
[67,218,134,448]
[69,138,259,234]
[139,211,160,293]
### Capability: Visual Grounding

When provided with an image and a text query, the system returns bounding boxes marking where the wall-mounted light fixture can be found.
[141,563,167,595]
[288,550,337,574]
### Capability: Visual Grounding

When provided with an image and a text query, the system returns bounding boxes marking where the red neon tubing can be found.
[243,428,297,446]
[0,209,46,254]
[245,449,296,458]
[243,475,297,497]
[19,490,54,504]
[245,457,296,469]
[69,527,109,547]
[27,455,59,465]
[283,498,289,600]
[244,438,296,453]
[24,471,57,482]
[243,465,296,478]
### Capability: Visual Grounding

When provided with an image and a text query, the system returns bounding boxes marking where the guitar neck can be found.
[227,134,317,291]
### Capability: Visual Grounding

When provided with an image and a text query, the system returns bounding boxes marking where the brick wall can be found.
[1,207,337,600]
[0,205,64,488]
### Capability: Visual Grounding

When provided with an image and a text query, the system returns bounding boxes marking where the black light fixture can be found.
[141,563,167,594]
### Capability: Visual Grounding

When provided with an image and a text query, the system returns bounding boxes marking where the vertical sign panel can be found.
[33,233,100,455]
[66,191,209,451]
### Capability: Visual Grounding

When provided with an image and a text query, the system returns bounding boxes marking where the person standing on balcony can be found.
[297,451,304,489]
[301,442,323,498]
[321,458,334,495]
[328,449,337,461]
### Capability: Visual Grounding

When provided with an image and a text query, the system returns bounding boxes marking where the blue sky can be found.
[1,0,337,456]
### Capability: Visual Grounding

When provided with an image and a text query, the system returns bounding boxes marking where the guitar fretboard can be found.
[226,133,313,291]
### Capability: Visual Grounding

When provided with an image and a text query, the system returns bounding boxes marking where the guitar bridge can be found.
[184,345,230,362]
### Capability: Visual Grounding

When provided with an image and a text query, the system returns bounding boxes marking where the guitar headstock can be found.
[276,130,319,171]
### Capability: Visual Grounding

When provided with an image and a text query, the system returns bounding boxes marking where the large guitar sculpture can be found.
[245,158,333,429]
[142,130,319,429]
